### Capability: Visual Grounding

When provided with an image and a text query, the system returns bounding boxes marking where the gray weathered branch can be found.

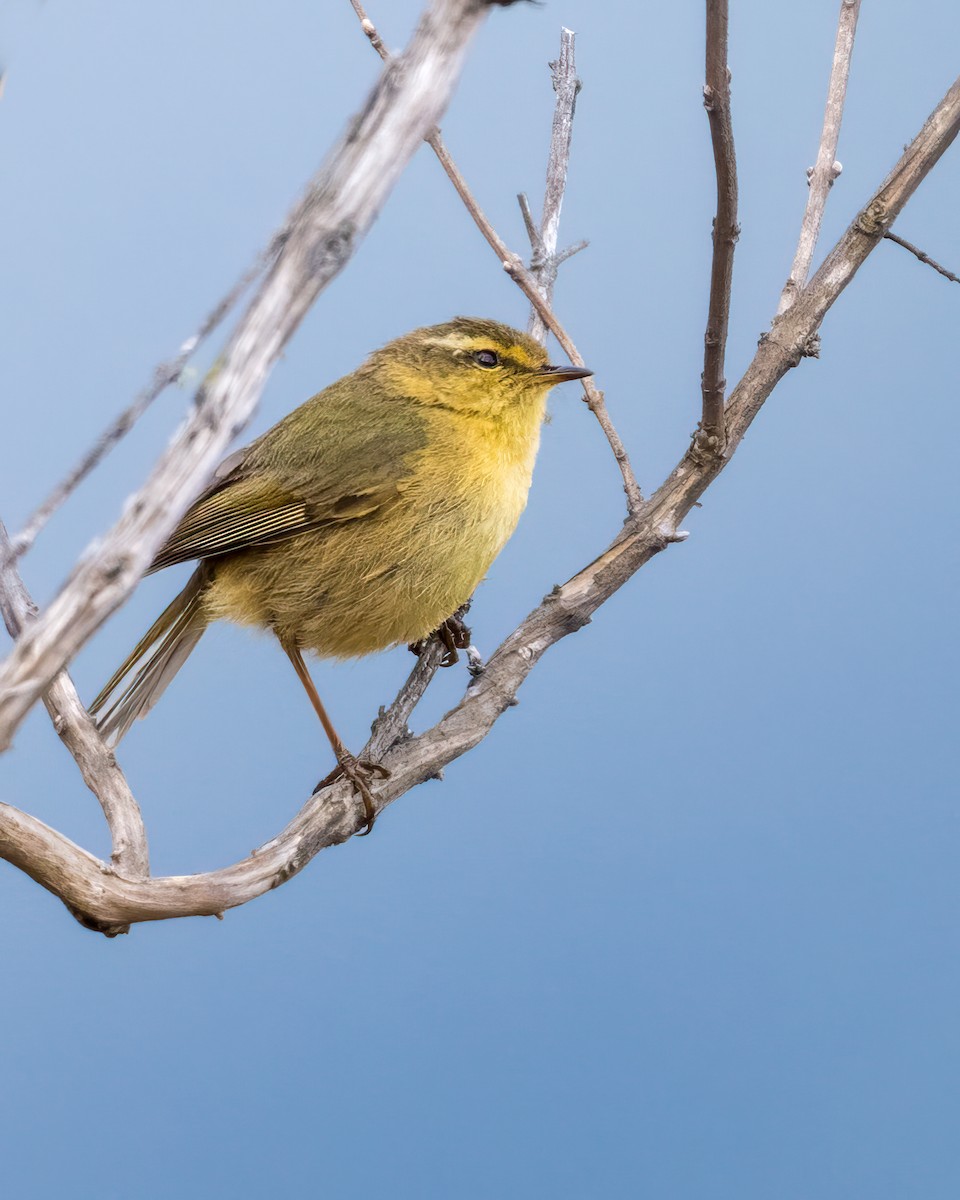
[0,522,149,886]
[0,0,496,754]
[778,0,862,313]
[524,27,582,344]
[5,70,959,933]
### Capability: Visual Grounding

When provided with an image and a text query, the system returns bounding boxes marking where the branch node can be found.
[66,904,131,938]
[856,199,889,237]
[691,425,726,464]
[801,333,822,359]
[350,1,389,59]
[466,645,485,677]
[273,859,299,887]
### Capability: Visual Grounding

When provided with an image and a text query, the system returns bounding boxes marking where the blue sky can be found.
[2,2,959,1196]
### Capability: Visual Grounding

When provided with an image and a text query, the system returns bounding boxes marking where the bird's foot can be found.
[313,753,390,835]
[408,607,472,668]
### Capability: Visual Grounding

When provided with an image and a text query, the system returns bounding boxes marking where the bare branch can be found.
[778,0,862,313]
[517,191,541,251]
[429,144,643,517]
[6,250,275,567]
[349,0,389,60]
[526,27,582,344]
[883,231,960,284]
[700,0,739,446]
[0,522,148,885]
[0,0,496,754]
[349,6,643,515]
[6,72,959,933]
[555,239,589,265]
[366,640,448,760]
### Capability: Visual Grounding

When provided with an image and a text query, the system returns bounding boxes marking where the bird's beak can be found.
[539,363,594,383]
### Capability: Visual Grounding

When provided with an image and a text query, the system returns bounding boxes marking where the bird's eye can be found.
[473,349,499,368]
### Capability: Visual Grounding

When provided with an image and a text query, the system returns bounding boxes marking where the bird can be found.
[89,316,593,828]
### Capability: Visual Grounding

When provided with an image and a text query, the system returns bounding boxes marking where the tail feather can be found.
[90,567,209,747]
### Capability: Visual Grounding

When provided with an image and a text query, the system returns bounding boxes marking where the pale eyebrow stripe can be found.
[419,335,537,368]
[418,334,480,350]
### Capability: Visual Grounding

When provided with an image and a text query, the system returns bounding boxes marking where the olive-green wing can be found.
[149,381,427,573]
[148,474,398,572]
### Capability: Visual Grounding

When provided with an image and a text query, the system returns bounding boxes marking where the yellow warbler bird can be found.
[90,317,592,825]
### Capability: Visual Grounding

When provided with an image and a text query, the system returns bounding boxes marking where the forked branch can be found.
[0,522,149,888]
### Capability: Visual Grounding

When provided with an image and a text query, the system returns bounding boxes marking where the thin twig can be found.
[349,0,389,59]
[525,27,582,344]
[778,0,862,313]
[365,640,447,760]
[0,0,493,754]
[350,6,643,514]
[0,521,149,885]
[883,231,960,284]
[6,248,276,566]
[429,134,643,517]
[517,192,540,251]
[700,0,739,447]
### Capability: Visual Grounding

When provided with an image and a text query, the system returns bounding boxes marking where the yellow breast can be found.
[207,394,547,659]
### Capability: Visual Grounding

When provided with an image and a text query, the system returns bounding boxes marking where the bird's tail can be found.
[89,566,210,747]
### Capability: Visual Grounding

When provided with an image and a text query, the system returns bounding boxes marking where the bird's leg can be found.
[279,636,388,835]
[408,604,473,668]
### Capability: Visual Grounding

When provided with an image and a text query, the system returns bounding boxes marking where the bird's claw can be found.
[408,607,472,668]
[313,754,390,835]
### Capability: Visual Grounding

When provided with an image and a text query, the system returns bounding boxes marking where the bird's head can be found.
[369,317,593,417]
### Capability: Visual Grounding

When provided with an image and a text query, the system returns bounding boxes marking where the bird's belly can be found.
[205,474,528,658]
